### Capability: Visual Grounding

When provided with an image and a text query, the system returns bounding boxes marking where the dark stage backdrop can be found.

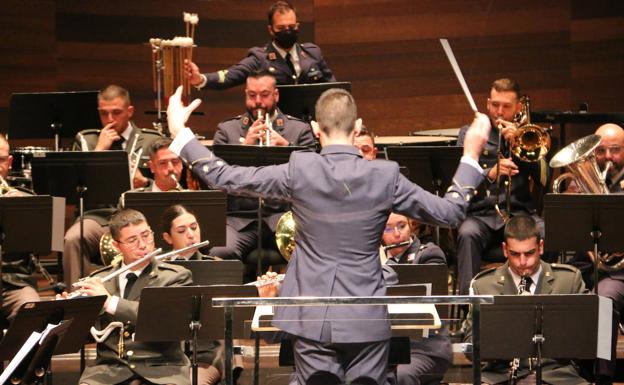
[1,0,623,146]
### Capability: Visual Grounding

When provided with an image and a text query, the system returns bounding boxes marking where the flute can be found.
[245,273,285,288]
[383,240,412,252]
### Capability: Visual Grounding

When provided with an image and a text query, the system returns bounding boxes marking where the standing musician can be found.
[60,209,193,385]
[72,84,162,189]
[166,85,490,385]
[184,1,335,90]
[209,70,314,269]
[466,215,588,385]
[0,133,41,324]
[569,123,624,385]
[455,78,548,296]
[381,213,452,385]
[63,138,184,289]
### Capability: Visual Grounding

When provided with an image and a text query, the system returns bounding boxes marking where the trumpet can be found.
[65,240,210,298]
[256,109,272,146]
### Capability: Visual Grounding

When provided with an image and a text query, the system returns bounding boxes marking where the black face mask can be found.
[273,28,298,49]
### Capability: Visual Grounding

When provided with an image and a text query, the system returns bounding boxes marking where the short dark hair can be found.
[161,204,197,234]
[247,69,277,83]
[268,1,295,25]
[315,88,358,137]
[490,78,521,99]
[148,137,173,159]
[358,125,376,145]
[98,84,131,106]
[109,209,147,240]
[504,215,541,243]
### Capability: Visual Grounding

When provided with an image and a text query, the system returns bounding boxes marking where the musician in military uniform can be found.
[381,213,452,385]
[67,209,193,385]
[72,84,162,189]
[209,70,314,268]
[185,1,334,90]
[455,78,548,295]
[63,138,184,289]
[466,215,588,385]
[353,125,378,161]
[0,133,40,324]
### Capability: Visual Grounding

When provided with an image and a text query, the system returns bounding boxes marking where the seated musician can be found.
[72,84,162,188]
[0,133,40,324]
[466,215,588,385]
[208,70,314,275]
[568,123,624,385]
[353,125,378,161]
[62,208,193,385]
[161,204,222,385]
[381,213,452,385]
[63,138,184,289]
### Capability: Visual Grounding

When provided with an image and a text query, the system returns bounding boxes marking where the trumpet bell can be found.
[275,211,296,261]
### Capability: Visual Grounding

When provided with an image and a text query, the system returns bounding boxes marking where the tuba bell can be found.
[550,134,609,194]
[510,96,551,162]
[275,211,295,261]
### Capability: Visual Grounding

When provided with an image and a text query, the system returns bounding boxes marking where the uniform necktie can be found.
[123,273,138,299]
[110,138,125,151]
[285,52,297,83]
[518,276,533,295]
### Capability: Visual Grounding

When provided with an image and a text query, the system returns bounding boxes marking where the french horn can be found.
[275,211,295,261]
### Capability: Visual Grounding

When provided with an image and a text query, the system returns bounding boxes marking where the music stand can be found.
[478,295,611,385]
[390,264,449,317]
[385,146,463,244]
[135,285,258,385]
[276,82,352,122]
[120,190,227,250]
[543,194,624,294]
[213,145,307,275]
[170,260,244,285]
[9,91,100,150]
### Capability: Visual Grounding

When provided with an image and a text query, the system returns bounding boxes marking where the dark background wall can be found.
[1,0,623,146]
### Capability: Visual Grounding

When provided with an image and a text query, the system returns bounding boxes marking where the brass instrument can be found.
[550,134,609,194]
[275,211,295,261]
[0,174,18,196]
[550,134,619,271]
[510,96,551,162]
[99,232,123,266]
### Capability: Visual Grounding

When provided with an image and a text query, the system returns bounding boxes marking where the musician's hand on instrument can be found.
[132,169,149,189]
[95,123,121,151]
[55,291,70,300]
[487,158,519,179]
[244,119,266,145]
[73,277,111,303]
[256,271,280,298]
[184,59,203,87]
[269,130,289,146]
[496,119,518,142]
[167,86,202,138]
[463,112,491,161]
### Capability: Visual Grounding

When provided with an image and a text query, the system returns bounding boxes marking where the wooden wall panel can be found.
[1,0,623,146]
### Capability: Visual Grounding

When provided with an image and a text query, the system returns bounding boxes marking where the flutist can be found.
[59,209,193,385]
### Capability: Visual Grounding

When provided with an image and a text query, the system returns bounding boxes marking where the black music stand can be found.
[9,91,100,150]
[390,264,449,318]
[120,190,227,251]
[543,194,624,295]
[170,260,244,285]
[478,295,611,385]
[385,146,463,244]
[277,82,352,122]
[135,285,258,385]
[0,296,106,384]
[213,145,307,276]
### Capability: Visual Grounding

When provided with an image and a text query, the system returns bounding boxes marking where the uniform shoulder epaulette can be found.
[221,114,243,123]
[284,114,305,123]
[549,263,580,273]
[139,127,163,136]
[77,128,101,136]
[300,42,320,50]
[89,264,115,277]
[472,266,497,281]
[157,261,188,273]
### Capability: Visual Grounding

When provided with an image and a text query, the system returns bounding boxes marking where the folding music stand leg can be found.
[224,306,234,385]
[472,303,482,385]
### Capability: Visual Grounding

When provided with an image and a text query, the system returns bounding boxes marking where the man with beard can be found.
[209,70,314,267]
[184,1,335,90]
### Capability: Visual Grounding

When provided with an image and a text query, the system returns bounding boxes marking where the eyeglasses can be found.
[117,230,154,249]
[595,145,622,156]
[383,222,409,234]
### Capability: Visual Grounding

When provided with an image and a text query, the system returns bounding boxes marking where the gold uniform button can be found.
[483,150,489,156]
[124,331,130,337]
[203,165,209,173]
[130,364,136,369]
[127,350,134,357]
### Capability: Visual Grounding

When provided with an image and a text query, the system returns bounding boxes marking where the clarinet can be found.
[509,275,530,383]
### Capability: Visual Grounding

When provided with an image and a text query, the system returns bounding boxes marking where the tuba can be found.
[550,134,609,194]
[550,134,620,271]
[510,96,551,162]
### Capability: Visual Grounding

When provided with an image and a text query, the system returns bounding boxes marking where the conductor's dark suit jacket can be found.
[178,139,483,344]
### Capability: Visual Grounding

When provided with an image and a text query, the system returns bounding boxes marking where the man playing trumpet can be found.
[61,208,193,385]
